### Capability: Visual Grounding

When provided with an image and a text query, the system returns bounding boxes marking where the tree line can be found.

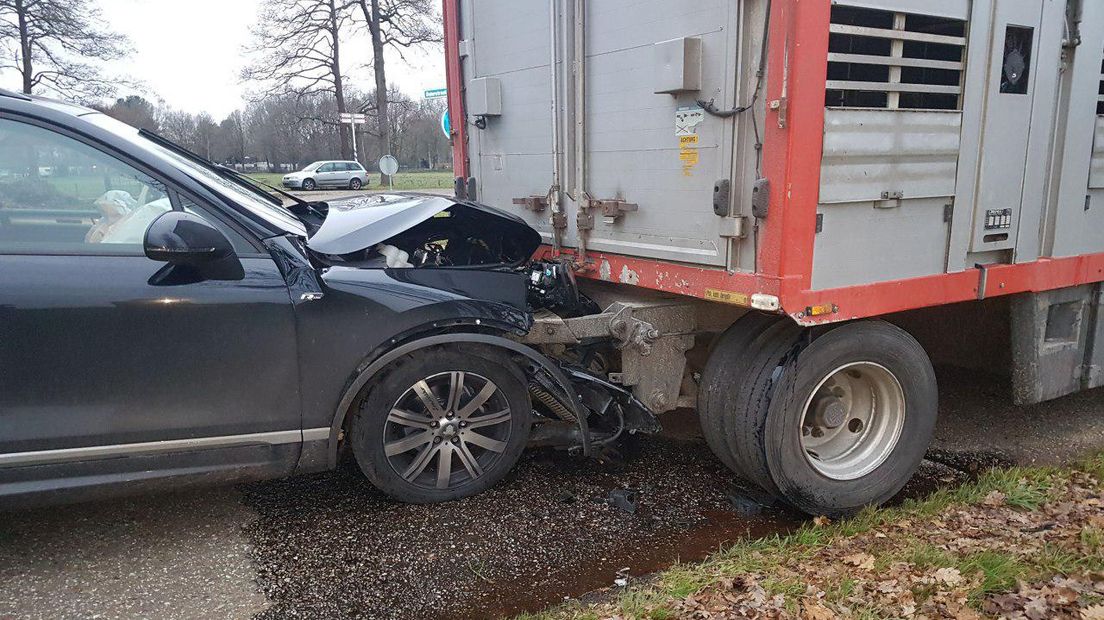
[96,92,449,173]
[1,0,450,174]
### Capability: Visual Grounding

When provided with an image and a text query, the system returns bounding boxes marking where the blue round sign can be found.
[441,110,451,139]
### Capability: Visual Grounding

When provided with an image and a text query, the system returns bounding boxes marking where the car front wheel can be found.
[301,178,316,191]
[350,348,532,503]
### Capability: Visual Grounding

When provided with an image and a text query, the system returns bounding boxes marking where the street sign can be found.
[441,110,451,139]
[339,113,369,124]
[424,88,448,99]
[379,155,399,176]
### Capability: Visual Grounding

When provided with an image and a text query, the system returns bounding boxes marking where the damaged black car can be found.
[0,90,656,507]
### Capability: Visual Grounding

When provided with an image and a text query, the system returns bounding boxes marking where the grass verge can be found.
[523,453,1104,619]
[247,170,454,191]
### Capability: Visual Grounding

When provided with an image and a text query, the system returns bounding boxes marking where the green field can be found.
[247,170,454,191]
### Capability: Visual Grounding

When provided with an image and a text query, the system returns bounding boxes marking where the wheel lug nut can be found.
[431,421,439,428]
[433,437,442,444]
[451,437,459,444]
[459,421,467,428]
[446,413,454,419]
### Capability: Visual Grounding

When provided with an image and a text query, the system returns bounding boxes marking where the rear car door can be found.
[0,116,303,498]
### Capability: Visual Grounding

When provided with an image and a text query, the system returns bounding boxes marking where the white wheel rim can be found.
[799,361,905,481]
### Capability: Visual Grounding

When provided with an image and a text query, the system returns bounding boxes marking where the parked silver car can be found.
[282,160,369,191]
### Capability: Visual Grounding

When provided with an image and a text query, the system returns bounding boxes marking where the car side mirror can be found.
[144,210,235,265]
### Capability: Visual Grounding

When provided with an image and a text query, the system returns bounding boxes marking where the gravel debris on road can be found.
[240,437,794,620]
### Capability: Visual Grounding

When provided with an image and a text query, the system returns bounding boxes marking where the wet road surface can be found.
[0,369,1101,619]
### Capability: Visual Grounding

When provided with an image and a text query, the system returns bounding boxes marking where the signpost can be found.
[378,155,399,192]
[423,88,448,99]
[339,112,369,164]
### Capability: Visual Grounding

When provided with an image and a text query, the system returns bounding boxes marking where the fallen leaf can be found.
[802,601,836,620]
[1083,605,1104,620]
[983,490,1007,507]
[933,567,965,586]
[843,553,876,570]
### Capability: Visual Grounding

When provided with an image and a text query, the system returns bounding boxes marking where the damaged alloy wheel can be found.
[351,349,532,503]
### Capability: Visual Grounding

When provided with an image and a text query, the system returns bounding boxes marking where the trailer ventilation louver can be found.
[1097,56,1104,116]
[826,5,967,111]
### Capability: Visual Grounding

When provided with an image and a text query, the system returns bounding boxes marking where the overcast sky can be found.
[80,0,446,118]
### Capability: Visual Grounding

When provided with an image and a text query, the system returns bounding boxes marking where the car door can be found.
[0,116,303,496]
[315,162,339,187]
[336,163,354,186]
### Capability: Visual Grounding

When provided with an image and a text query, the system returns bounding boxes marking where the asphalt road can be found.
[1,374,1102,619]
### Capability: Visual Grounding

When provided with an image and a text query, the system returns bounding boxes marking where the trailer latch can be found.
[512,195,549,212]
[590,198,639,224]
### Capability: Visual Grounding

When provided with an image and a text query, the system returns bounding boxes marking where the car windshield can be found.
[303,162,325,172]
[82,113,306,236]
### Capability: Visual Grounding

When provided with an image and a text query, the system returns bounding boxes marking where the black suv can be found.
[0,90,645,508]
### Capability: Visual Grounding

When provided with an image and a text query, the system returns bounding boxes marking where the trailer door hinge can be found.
[769,98,787,129]
[815,213,824,234]
[576,209,594,231]
[512,195,548,212]
[589,198,638,225]
[551,212,568,230]
[944,202,954,223]
[1079,364,1100,384]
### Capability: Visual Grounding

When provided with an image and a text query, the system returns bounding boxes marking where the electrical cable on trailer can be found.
[699,0,769,175]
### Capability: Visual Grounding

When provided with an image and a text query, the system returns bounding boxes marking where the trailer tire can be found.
[764,320,937,517]
[719,320,804,495]
[698,312,781,471]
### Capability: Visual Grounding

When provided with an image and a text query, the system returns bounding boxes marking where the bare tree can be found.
[0,0,131,99]
[350,0,440,181]
[243,0,353,159]
[98,96,160,133]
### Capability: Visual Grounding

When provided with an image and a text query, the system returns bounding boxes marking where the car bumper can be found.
[281,180,303,189]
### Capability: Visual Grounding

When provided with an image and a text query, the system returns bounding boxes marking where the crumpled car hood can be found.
[305,193,542,259]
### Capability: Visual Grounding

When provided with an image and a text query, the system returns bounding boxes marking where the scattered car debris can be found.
[607,489,639,514]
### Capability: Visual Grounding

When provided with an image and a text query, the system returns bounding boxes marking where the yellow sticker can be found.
[704,289,751,306]
[679,150,700,164]
[679,135,700,147]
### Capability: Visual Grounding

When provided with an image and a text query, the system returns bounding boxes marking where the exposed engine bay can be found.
[303,194,662,456]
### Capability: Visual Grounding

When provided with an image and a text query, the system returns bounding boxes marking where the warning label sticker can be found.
[675,106,705,137]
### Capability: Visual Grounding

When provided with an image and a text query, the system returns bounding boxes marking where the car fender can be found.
[322,332,584,469]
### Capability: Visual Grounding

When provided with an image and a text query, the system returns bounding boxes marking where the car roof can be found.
[0,88,98,117]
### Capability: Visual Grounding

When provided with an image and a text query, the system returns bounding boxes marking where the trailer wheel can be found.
[719,319,803,494]
[764,320,937,517]
[698,312,781,471]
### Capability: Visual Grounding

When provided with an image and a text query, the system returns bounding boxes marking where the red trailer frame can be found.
[441,0,1104,326]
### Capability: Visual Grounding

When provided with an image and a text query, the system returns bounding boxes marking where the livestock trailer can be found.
[442,0,1104,515]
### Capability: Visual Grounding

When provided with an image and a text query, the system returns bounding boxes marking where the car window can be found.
[318,163,335,173]
[0,118,170,254]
